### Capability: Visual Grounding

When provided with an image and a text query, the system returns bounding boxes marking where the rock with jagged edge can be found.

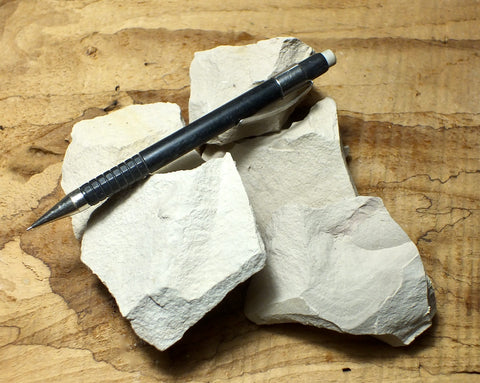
[61,103,203,238]
[245,196,436,346]
[203,97,357,233]
[81,154,266,350]
[189,37,314,145]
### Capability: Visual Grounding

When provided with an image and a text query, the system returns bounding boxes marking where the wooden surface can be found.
[1,1,479,381]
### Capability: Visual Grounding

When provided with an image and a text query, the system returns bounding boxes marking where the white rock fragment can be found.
[189,37,314,145]
[203,97,357,232]
[81,154,266,351]
[245,196,436,346]
[61,103,203,238]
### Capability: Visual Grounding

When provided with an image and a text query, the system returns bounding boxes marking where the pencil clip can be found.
[236,81,313,127]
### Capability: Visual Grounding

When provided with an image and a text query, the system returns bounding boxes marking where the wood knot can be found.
[85,46,98,57]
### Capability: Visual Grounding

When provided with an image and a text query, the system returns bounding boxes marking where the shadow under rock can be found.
[262,312,438,363]
[144,286,438,380]
[159,281,259,375]
[287,87,325,125]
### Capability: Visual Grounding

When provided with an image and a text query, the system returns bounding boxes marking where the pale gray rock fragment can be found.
[81,154,266,351]
[245,196,436,346]
[61,103,203,238]
[189,37,314,145]
[203,97,357,233]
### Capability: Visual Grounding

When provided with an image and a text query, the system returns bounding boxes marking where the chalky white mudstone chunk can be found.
[81,154,266,351]
[245,196,436,346]
[189,37,314,145]
[203,97,357,232]
[61,103,203,238]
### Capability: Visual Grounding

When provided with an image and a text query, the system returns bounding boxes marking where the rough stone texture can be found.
[189,37,314,145]
[61,103,203,238]
[200,95,435,346]
[81,154,266,351]
[203,97,357,232]
[245,196,436,346]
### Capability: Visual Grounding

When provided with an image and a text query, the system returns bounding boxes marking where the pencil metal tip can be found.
[27,190,87,230]
[27,207,60,230]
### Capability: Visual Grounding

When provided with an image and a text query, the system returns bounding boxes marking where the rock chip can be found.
[61,103,203,238]
[81,154,266,351]
[189,37,314,145]
[245,196,436,346]
[203,97,357,232]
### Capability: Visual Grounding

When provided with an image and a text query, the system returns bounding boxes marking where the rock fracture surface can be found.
[244,197,436,346]
[203,97,357,232]
[81,154,266,351]
[61,102,203,238]
[189,37,314,145]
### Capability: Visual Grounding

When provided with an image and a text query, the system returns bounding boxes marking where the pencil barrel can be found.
[79,154,150,205]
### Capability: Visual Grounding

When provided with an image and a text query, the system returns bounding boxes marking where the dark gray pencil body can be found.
[28,50,336,230]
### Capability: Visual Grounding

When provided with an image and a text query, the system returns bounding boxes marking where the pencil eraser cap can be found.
[321,49,336,67]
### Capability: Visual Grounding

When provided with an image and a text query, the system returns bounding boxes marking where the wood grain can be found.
[1,0,479,381]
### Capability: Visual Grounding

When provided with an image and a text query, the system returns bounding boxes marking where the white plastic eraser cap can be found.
[321,49,336,67]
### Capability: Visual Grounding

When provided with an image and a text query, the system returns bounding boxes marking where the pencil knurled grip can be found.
[79,154,150,205]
